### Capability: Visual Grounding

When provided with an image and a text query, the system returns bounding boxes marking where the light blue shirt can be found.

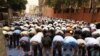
[63,36,77,48]
[13,30,21,34]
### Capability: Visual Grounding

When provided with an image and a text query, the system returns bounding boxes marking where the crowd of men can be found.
[2,15,100,56]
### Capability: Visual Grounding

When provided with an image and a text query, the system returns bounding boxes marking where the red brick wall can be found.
[42,7,100,23]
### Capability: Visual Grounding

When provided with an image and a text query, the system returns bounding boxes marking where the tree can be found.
[5,0,27,25]
[44,0,85,13]
[7,0,27,12]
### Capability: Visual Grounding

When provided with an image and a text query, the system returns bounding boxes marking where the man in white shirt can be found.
[30,32,43,56]
[77,39,87,56]
[85,37,99,56]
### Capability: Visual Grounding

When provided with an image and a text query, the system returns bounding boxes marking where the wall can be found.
[42,7,100,23]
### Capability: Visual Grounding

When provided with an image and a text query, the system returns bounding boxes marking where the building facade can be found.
[42,0,100,23]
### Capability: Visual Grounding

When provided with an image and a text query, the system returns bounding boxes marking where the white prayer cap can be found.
[66,27,73,31]
[66,24,71,27]
[53,22,58,24]
[91,27,96,31]
[96,37,100,46]
[90,23,96,28]
[62,23,66,25]
[23,27,28,31]
[30,24,34,26]
[82,28,90,32]
[20,31,29,36]
[61,27,67,31]
[36,32,44,37]
[43,27,48,30]
[95,29,100,34]
[48,24,52,27]
[49,27,54,30]
[79,21,83,24]
[2,30,8,35]
[29,30,36,34]
[72,24,78,28]
[2,26,10,31]
[8,31,13,35]
[92,31,98,35]
[35,26,42,30]
[77,39,86,45]
[30,28,35,31]
[57,24,62,27]
[10,27,15,31]
[55,30,64,34]
[55,27,61,30]
[29,22,32,24]
[24,24,29,27]
[20,26,24,29]
[57,20,61,22]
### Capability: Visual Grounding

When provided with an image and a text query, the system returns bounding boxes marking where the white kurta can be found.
[30,32,43,43]
[53,35,64,42]
[85,37,99,46]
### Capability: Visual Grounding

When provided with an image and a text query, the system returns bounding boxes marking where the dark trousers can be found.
[32,42,42,56]
[93,45,100,56]
[4,34,9,41]
[4,34,9,46]
[20,41,30,56]
[53,41,62,56]
[9,35,13,48]
[79,47,86,56]
[20,41,30,52]
[13,33,21,48]
[87,46,92,56]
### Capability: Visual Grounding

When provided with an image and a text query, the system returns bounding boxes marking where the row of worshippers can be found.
[2,16,100,56]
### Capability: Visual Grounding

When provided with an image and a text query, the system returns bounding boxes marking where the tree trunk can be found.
[0,28,7,56]
[8,8,12,25]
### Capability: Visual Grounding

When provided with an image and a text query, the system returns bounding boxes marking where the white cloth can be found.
[53,35,64,42]
[82,28,90,32]
[96,37,100,46]
[20,36,29,42]
[2,31,8,34]
[85,37,99,46]
[30,32,43,43]
[2,26,10,31]
[55,30,64,34]
[90,24,96,28]
[8,31,13,35]
[77,39,86,45]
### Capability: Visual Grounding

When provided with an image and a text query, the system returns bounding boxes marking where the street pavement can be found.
[7,48,23,56]
[7,48,100,56]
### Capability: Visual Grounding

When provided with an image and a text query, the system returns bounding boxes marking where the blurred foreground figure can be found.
[30,31,43,56]
[52,30,64,56]
[19,31,30,56]
[42,30,52,56]
[63,27,78,56]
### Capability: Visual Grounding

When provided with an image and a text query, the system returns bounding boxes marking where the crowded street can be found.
[2,15,100,56]
[0,0,100,56]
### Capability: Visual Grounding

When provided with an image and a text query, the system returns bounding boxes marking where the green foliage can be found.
[7,0,27,11]
[45,0,89,12]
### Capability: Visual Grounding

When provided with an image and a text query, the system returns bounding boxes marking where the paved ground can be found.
[7,48,23,56]
[7,47,100,56]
